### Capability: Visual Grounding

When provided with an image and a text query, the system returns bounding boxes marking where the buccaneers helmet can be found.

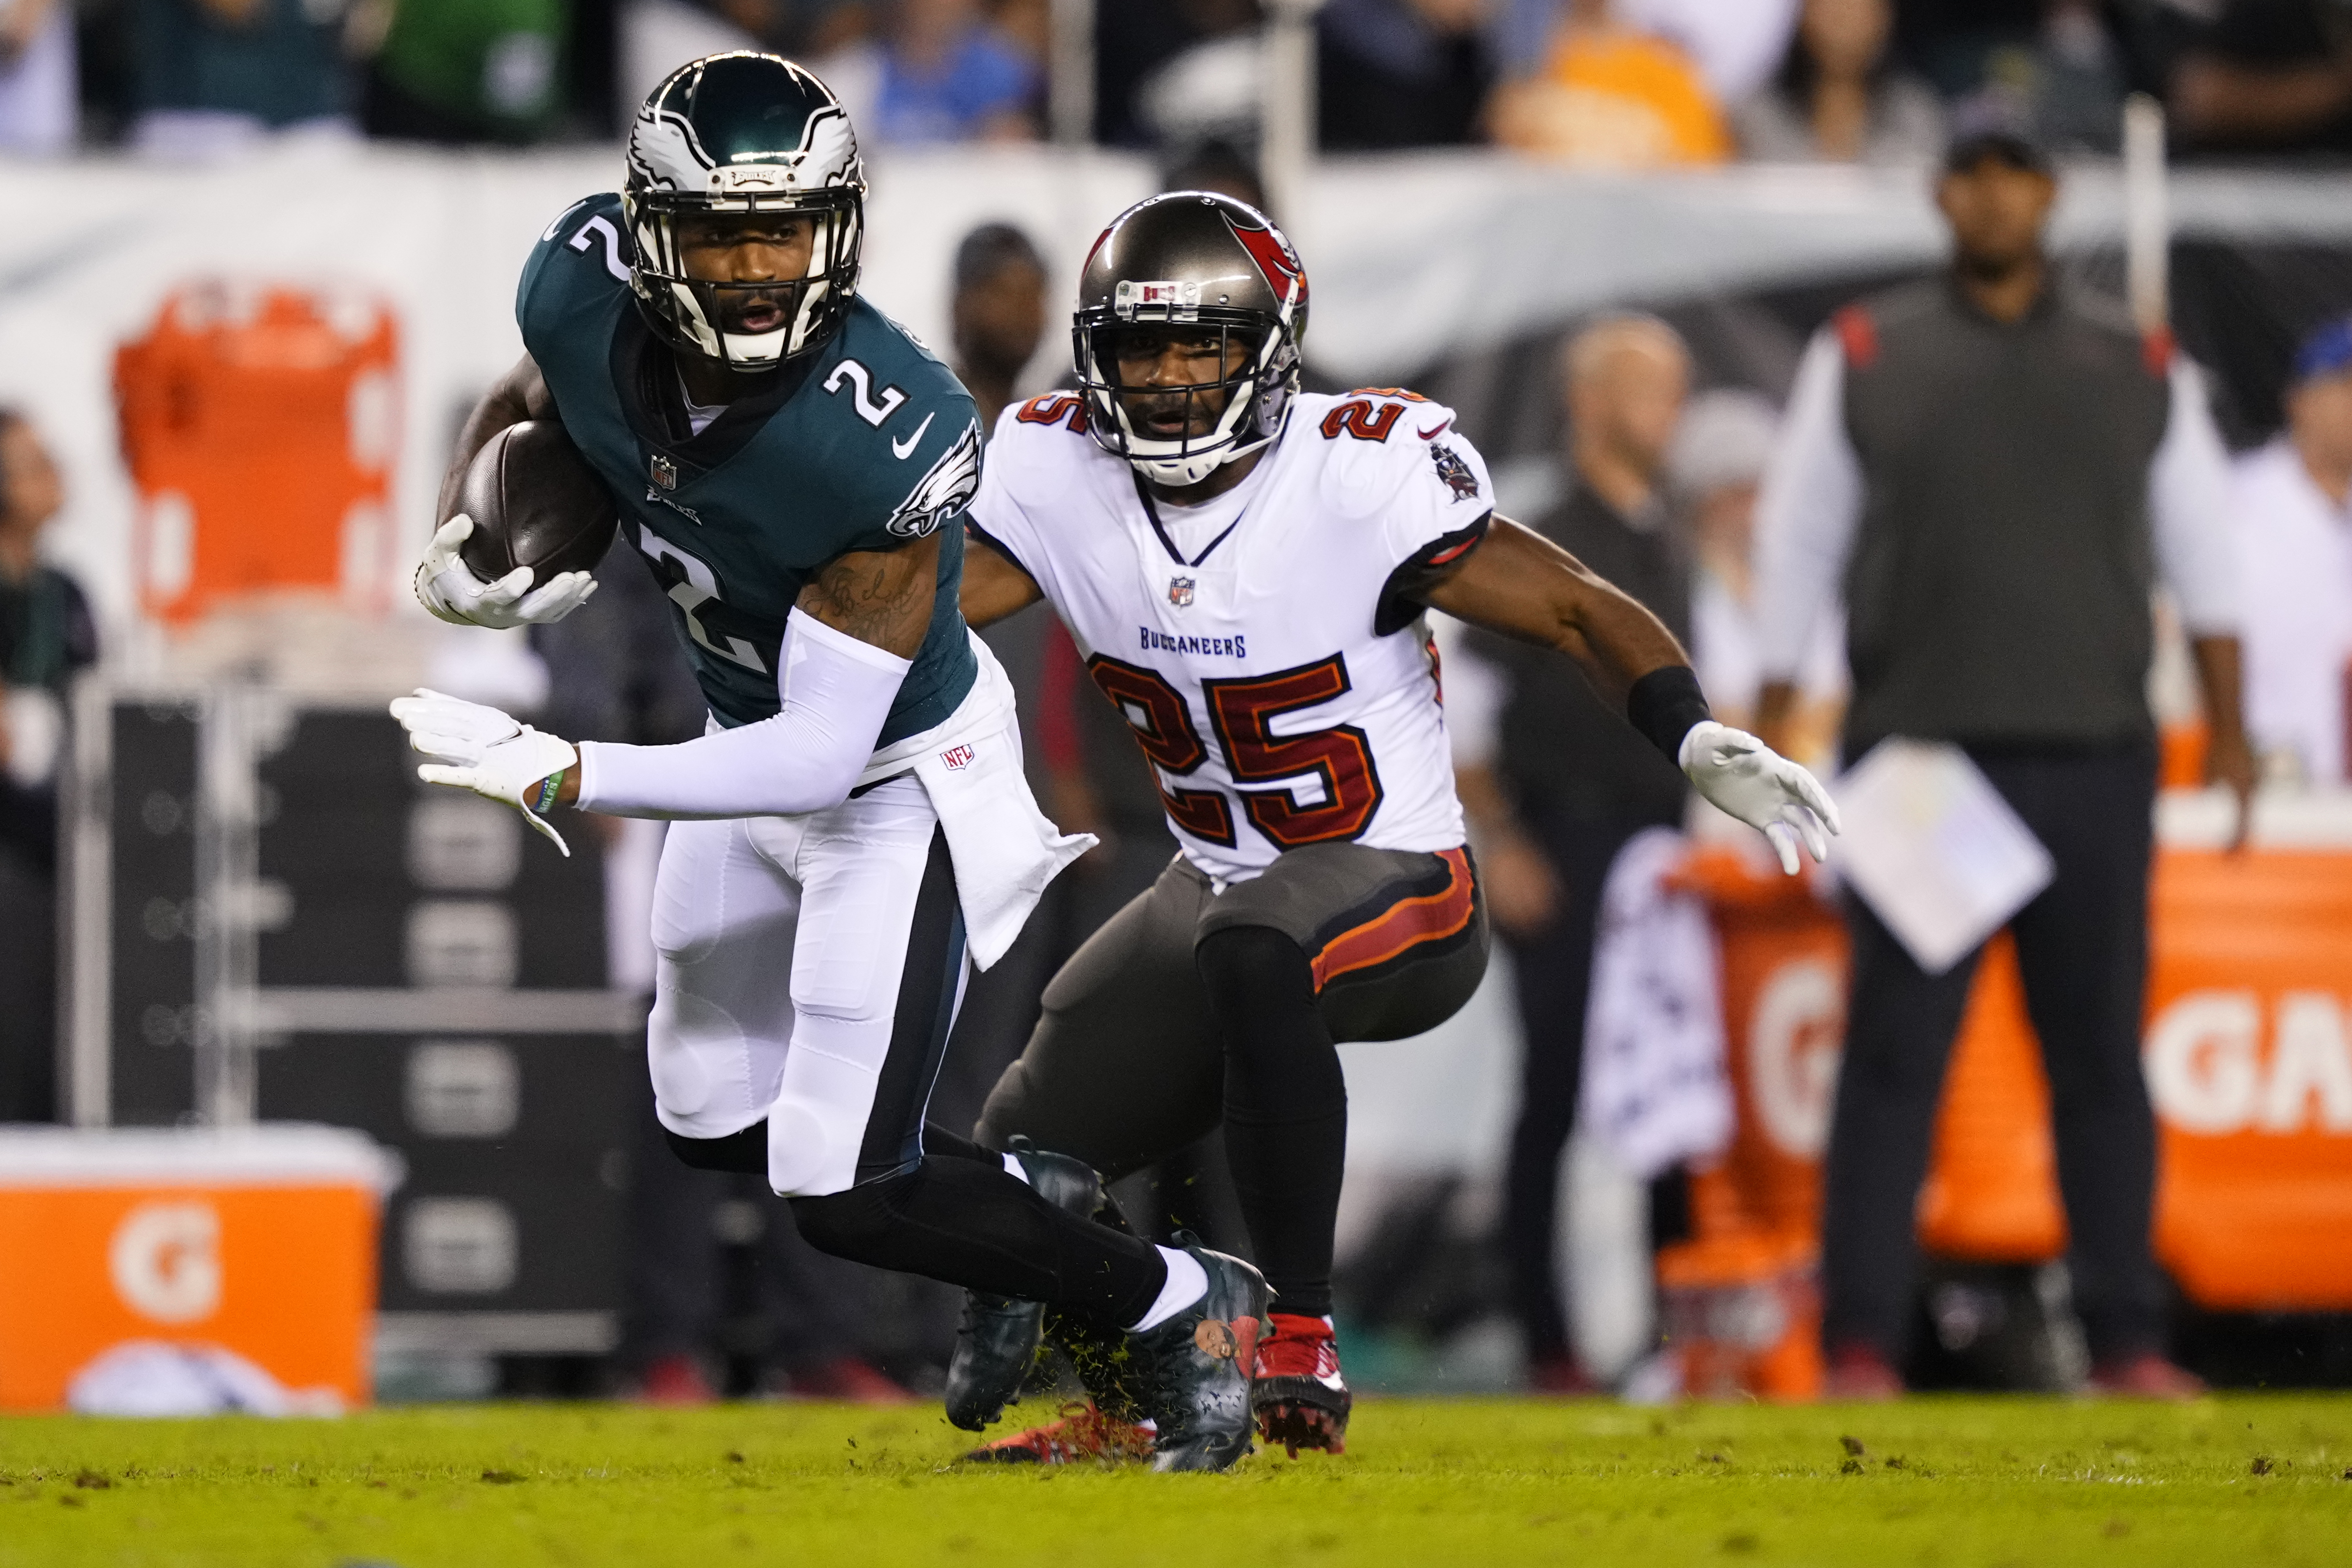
[622,53,865,373]
[1074,192,1309,487]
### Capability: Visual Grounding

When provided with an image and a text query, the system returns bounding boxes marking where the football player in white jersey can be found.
[944,192,1838,1462]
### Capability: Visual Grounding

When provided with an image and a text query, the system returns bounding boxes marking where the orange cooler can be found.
[0,1126,399,1411]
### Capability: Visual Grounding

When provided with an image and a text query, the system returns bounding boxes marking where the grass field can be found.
[0,1395,2347,1567]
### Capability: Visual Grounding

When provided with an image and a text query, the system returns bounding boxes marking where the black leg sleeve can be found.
[786,1155,1167,1328]
[1198,924,1347,1319]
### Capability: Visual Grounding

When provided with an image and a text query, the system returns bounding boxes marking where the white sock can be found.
[1001,1151,1029,1185]
[1128,1246,1208,1331]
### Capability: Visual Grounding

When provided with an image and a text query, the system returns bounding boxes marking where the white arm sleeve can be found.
[2150,356,2243,637]
[574,609,912,820]
[1753,329,1863,681]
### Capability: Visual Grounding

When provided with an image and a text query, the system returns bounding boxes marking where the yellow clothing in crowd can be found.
[1494,26,1730,167]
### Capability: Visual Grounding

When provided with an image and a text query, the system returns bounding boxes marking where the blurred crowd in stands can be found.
[9,1,2352,163]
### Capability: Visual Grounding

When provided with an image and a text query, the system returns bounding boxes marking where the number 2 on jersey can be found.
[636,527,767,674]
[1085,654,1385,848]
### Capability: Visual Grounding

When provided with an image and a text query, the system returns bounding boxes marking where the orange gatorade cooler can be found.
[115,283,402,622]
[0,1126,399,1412]
[1658,847,1842,1400]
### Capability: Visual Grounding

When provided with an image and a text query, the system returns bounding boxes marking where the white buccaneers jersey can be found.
[970,388,1494,885]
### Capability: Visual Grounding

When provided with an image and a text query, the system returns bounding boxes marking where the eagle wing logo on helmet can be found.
[627,104,718,190]
[629,98,858,194]
[884,419,981,538]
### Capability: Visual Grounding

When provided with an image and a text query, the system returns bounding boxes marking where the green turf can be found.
[0,1395,2346,1567]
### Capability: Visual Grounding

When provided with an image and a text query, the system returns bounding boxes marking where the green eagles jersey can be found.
[517,192,981,745]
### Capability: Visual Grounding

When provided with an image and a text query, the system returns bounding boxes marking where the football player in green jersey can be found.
[391,53,1269,1471]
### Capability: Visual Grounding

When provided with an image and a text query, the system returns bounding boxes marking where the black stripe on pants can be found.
[858,826,967,1182]
[1821,741,2165,1364]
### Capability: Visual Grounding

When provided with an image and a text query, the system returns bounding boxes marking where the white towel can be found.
[1579,827,1734,1178]
[857,632,1096,970]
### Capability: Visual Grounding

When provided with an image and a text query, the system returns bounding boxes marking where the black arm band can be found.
[1627,665,1712,765]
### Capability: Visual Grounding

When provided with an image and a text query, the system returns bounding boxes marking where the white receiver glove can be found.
[413,514,599,629]
[1680,719,1842,876]
[389,688,578,857]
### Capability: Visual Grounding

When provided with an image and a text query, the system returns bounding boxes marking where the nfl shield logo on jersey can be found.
[650,453,678,490]
[1168,575,1195,608]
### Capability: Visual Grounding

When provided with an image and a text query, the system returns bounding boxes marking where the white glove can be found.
[413,514,599,629]
[389,688,578,857]
[1680,719,1841,876]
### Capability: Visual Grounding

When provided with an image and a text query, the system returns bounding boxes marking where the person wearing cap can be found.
[2233,317,2352,785]
[1751,121,2253,1400]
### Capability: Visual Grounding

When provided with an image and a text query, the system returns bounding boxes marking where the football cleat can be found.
[1127,1245,1272,1473]
[942,1139,1106,1432]
[959,1401,1156,1467]
[1251,1312,1352,1456]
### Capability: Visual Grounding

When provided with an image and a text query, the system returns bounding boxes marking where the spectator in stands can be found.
[2172,0,2352,159]
[1490,0,1730,166]
[361,0,570,145]
[1752,124,2252,1400]
[852,0,1039,144]
[1094,0,1259,150]
[948,223,1047,432]
[0,411,95,1124]
[2235,316,2352,785]
[1897,0,2127,154]
[128,0,353,159]
[1617,0,1796,107]
[1449,315,1696,1392]
[1734,0,1944,165]
[1317,0,1496,149]
[0,0,74,153]
[1672,387,1845,758]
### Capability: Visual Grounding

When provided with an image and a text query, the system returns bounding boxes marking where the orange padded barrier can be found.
[115,283,401,622]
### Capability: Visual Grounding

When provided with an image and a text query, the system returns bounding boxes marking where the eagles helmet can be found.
[623,53,865,373]
[1074,192,1309,487]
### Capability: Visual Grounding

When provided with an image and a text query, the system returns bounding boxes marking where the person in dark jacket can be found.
[1752,125,2251,1400]
[0,410,96,1122]
[1452,314,1696,1390]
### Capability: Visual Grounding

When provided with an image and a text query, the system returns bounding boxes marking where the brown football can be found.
[454,419,620,586]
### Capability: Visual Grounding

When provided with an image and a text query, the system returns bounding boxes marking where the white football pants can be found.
[644,776,969,1196]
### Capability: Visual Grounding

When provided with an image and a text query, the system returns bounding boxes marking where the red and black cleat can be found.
[960,1402,1157,1467]
[1250,1312,1352,1457]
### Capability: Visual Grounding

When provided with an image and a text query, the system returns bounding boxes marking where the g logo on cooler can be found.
[109,1200,223,1324]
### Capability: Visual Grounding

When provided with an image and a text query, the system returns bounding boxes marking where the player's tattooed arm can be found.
[958,529,1044,629]
[797,532,942,659]
[437,354,558,523]
[1416,517,1690,707]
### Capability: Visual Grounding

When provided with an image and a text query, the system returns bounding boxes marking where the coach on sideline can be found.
[1752,121,2254,1399]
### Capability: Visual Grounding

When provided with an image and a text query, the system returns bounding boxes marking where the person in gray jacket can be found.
[1752,123,2254,1400]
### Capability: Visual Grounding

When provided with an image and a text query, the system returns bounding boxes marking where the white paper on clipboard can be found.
[1832,739,2055,975]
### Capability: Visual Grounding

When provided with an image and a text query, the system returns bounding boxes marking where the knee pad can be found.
[763,1018,891,1196]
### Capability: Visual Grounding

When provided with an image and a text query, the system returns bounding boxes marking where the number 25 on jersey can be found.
[1086,653,1385,849]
